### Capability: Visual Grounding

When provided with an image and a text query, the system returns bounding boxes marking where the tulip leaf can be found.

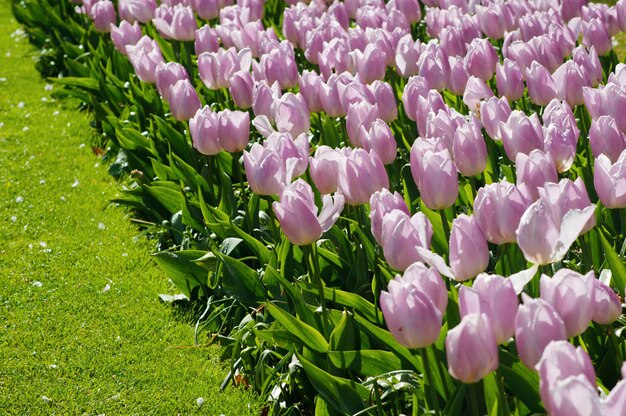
[442,384,468,415]
[498,350,543,413]
[419,201,449,254]
[152,250,209,300]
[297,353,368,415]
[48,76,99,91]
[299,282,383,324]
[266,302,329,353]
[265,265,317,328]
[143,183,182,215]
[215,252,267,305]
[327,350,403,377]
[228,219,272,265]
[599,229,626,296]
[329,311,357,351]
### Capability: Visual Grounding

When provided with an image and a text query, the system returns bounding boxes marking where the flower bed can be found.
[12,0,626,414]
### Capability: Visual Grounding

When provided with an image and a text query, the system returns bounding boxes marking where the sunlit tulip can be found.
[515,150,559,201]
[273,179,344,246]
[309,146,345,195]
[403,262,448,315]
[260,42,299,90]
[582,18,612,56]
[463,76,494,112]
[447,56,469,97]
[153,4,197,41]
[126,36,165,83]
[591,278,622,325]
[475,4,506,39]
[198,48,252,90]
[118,0,157,23]
[91,0,116,33]
[190,106,221,155]
[526,62,559,106]
[480,96,511,140]
[453,116,487,176]
[346,101,380,147]
[500,111,544,162]
[515,295,567,369]
[156,62,189,102]
[194,25,220,56]
[337,149,389,206]
[370,81,398,122]
[358,119,397,165]
[110,21,142,55]
[272,93,310,137]
[243,144,286,196]
[465,38,498,82]
[369,189,410,246]
[446,313,499,383]
[168,79,201,121]
[589,116,626,163]
[449,215,489,281]
[299,70,324,113]
[381,210,433,271]
[218,109,250,153]
[537,178,596,235]
[594,150,626,208]
[412,149,458,210]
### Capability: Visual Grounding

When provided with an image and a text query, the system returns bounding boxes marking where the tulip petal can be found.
[509,264,539,294]
[252,115,275,138]
[552,205,596,262]
[416,246,455,278]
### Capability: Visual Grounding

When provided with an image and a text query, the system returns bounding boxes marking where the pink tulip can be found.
[474,180,531,245]
[218,109,250,153]
[309,146,345,195]
[358,119,397,165]
[380,271,442,349]
[168,79,201,121]
[369,189,409,246]
[594,150,626,208]
[352,43,387,84]
[252,81,280,120]
[299,70,324,113]
[447,56,469,97]
[465,38,498,82]
[480,96,512,141]
[91,0,116,33]
[337,149,389,206]
[552,61,590,107]
[526,62,559,106]
[496,58,524,102]
[194,25,220,56]
[537,340,597,415]
[272,93,310,137]
[403,262,448,315]
[424,109,464,151]
[592,278,622,325]
[125,36,165,83]
[544,375,604,416]
[346,101,380,147]
[449,214,489,281]
[540,269,595,337]
[402,76,431,121]
[156,62,189,102]
[243,144,286,196]
[260,41,299,90]
[515,295,567,369]
[395,35,421,78]
[370,81,398,123]
[589,116,626,163]
[110,21,142,55]
[500,111,544,162]
[265,132,309,181]
[543,123,578,173]
[582,18,612,56]
[412,149,458,210]
[453,116,487,176]
[153,4,197,41]
[418,49,449,92]
[191,0,218,20]
[476,4,506,39]
[381,210,433,271]
[229,70,254,109]
[537,178,596,235]
[515,150,559,201]
[190,106,221,155]
[446,314,499,383]
[273,179,344,246]
[118,0,157,23]
[463,76,494,112]
[198,47,252,90]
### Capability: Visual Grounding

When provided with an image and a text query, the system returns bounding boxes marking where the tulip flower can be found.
[582,18,612,56]
[447,56,469,96]
[380,271,442,349]
[537,178,596,235]
[337,149,389,206]
[91,0,116,33]
[260,41,299,90]
[229,70,254,110]
[552,61,590,107]
[189,106,220,156]
[153,4,197,41]
[537,341,597,415]
[496,59,524,102]
[117,0,156,23]
[500,111,544,162]
[126,36,165,83]
[395,35,421,78]
[402,76,430,121]
[515,295,567,369]
[416,91,448,136]
[594,150,626,208]
[272,93,310,137]
[544,375,604,416]
[474,180,531,245]
[156,62,189,102]
[592,278,622,325]
[381,210,433,271]
[299,70,324,113]
[195,25,220,56]
[448,214,489,281]
[424,109,464,150]
[475,4,507,39]
[543,123,577,173]
[191,0,219,20]
[273,179,344,246]
[252,81,281,120]
[446,313,499,383]
[243,144,287,196]
[369,189,410,246]
[198,47,252,90]
[370,81,398,123]
[540,269,595,338]
[309,146,345,195]
[412,149,458,211]
[110,21,142,55]
[526,62,559,106]
[358,119,397,165]
[418,50,449,92]
[463,76,494,112]
[452,116,487,176]
[218,109,250,153]
[346,101,380,147]
[515,150,559,201]
[403,262,448,315]
[168,79,201,121]
[589,116,626,163]
[480,96,512,140]
[352,43,387,84]
[465,38,498,82]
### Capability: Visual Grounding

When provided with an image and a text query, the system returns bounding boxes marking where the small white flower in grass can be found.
[39,242,47,248]
[71,179,79,188]
[15,196,23,203]
[41,97,47,102]
[22,127,28,132]
[196,398,205,408]
[41,396,51,403]
[79,143,85,149]
[52,111,59,116]
[44,84,52,91]
[10,216,16,222]
[0,77,6,82]
[39,179,45,185]
[32,281,42,287]
[49,364,57,369]
[17,102,24,109]
[102,284,111,293]
[98,222,105,230]
[0,122,4,128]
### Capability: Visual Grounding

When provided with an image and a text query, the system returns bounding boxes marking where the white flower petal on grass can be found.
[15,196,23,203]
[32,281,42,287]
[71,179,79,188]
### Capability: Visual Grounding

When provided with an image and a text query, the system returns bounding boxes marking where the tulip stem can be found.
[470,382,481,416]
[419,348,440,415]
[233,151,249,222]
[439,209,450,245]
[305,244,328,337]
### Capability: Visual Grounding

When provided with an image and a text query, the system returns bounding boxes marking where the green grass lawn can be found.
[0,1,260,413]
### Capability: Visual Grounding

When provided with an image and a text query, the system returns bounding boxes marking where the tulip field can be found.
[11,0,626,413]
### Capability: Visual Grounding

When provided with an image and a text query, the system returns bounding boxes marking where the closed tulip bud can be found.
[480,96,511,141]
[273,179,344,246]
[439,26,467,58]
[466,38,498,81]
[370,81,398,122]
[190,106,221,155]
[229,70,254,109]
[476,4,506,39]
[447,56,469,96]
[540,270,595,338]
[526,62,559,106]
[92,0,116,33]
[156,62,189,102]
[592,278,622,325]
[198,47,252,90]
[474,180,531,245]
[453,116,487,176]
[537,340,597,415]
[401,76,431,121]
[191,0,218,20]
[299,70,324,113]
[543,374,603,416]
[252,80,280,120]
[543,123,577,173]
[469,273,519,344]
[110,21,142,55]
[168,79,201,121]
[194,25,220,56]
[594,150,626,208]
[359,119,397,165]
[552,61,590,108]
[338,78,376,113]
[515,295,567,369]
[218,109,250,153]
[582,18,612,56]
[403,262,448,315]
[589,116,626,163]
[369,189,410,246]
[516,150,559,201]
[424,109,464,150]
[380,272,442,349]
[352,43,387,84]
[574,46,603,88]
[381,210,433,271]
[500,111,544,162]
[446,313,499,383]
[496,58,524,102]
[117,0,156,23]
[261,42,299,90]
[463,76,494,112]
[414,149,458,210]
[153,4,197,41]
[272,93,310,137]
[418,50,449,92]
[320,73,353,117]
[126,36,165,83]
[537,178,596,235]
[346,101,380,147]
[243,144,286,196]
[265,132,310,181]
[309,146,345,195]
[449,214,489,281]
[338,149,389,206]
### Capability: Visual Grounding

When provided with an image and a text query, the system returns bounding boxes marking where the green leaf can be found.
[152,250,209,299]
[215,253,267,306]
[599,228,626,296]
[329,311,357,351]
[143,183,182,215]
[300,282,383,324]
[498,350,543,413]
[327,350,402,377]
[420,201,449,253]
[266,302,329,353]
[48,76,99,91]
[265,265,317,327]
[297,353,368,415]
[229,220,272,265]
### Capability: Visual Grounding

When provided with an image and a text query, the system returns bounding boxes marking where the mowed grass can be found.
[0,2,260,414]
